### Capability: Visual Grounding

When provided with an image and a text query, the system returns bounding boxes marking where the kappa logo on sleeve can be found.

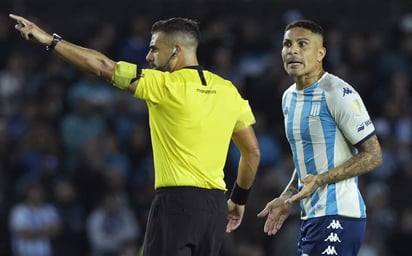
[342,87,353,97]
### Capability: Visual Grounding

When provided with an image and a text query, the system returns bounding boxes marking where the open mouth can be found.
[287,61,303,68]
[287,58,303,65]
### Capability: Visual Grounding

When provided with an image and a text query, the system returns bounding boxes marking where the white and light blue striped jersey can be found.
[9,203,60,256]
[282,72,375,220]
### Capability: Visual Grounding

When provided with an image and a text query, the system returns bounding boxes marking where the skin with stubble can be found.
[281,27,326,90]
[146,31,198,72]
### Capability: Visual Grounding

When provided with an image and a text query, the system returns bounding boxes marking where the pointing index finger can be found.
[9,14,29,26]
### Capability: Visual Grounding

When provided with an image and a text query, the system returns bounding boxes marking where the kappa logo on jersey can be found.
[324,232,341,242]
[342,87,353,97]
[326,220,344,229]
[321,245,338,255]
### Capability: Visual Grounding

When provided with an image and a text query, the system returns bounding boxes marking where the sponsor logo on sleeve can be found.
[357,119,372,132]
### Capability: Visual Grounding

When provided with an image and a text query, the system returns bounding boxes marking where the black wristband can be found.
[46,33,62,51]
[230,182,251,205]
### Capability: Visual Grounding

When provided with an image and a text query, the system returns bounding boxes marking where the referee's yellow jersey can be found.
[118,64,255,190]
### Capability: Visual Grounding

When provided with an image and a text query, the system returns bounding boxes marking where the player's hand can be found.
[257,195,291,236]
[226,199,244,233]
[9,14,53,45]
[285,174,318,204]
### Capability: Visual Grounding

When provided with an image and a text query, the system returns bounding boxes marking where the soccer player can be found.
[257,20,382,256]
[9,14,260,256]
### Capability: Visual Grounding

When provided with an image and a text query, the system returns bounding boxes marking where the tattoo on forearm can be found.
[319,135,382,185]
[283,172,299,197]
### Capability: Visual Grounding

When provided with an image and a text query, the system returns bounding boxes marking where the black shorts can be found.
[142,186,227,256]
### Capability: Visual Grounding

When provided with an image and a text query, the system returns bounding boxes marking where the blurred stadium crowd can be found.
[1,0,412,255]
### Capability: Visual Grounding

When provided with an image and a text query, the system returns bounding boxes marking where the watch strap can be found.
[46,33,62,51]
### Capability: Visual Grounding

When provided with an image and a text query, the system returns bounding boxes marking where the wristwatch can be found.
[46,33,62,51]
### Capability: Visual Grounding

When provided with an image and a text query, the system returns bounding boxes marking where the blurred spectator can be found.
[0,12,15,70]
[363,182,396,255]
[66,73,115,114]
[0,51,27,117]
[86,21,117,56]
[115,14,151,67]
[71,138,108,212]
[11,119,61,199]
[109,93,147,148]
[52,180,88,256]
[120,240,140,256]
[60,97,108,173]
[9,181,61,256]
[87,192,139,256]
[234,17,272,78]
[198,16,235,68]
[100,132,132,179]
[386,208,412,255]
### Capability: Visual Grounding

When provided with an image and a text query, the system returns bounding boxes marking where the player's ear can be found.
[318,47,326,62]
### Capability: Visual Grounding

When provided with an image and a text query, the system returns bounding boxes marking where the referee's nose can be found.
[146,50,154,64]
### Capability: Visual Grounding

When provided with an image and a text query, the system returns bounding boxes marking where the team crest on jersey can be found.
[310,101,321,116]
[284,107,289,116]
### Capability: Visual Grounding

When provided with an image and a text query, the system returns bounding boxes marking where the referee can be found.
[10,14,261,256]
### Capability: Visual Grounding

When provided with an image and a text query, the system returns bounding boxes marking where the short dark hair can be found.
[285,19,325,38]
[151,17,200,43]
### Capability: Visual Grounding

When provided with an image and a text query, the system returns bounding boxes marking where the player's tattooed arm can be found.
[281,170,299,198]
[317,134,382,187]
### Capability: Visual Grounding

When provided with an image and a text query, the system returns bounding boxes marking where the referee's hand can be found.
[226,199,244,233]
[9,14,53,46]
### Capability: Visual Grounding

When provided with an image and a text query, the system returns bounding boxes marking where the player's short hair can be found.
[151,17,200,45]
[285,19,325,39]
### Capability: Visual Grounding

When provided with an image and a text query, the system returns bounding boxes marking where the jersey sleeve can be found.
[134,69,168,103]
[233,99,256,132]
[326,84,375,145]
